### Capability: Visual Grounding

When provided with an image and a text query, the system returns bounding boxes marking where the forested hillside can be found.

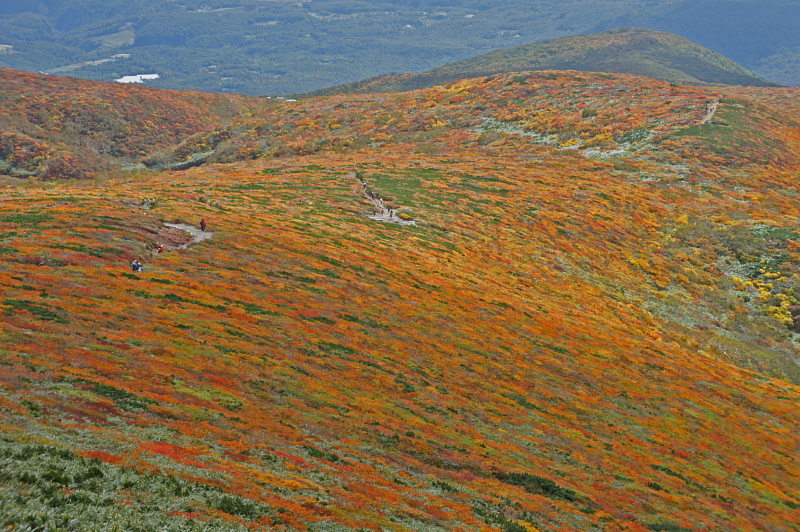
[0,0,796,94]
[1,68,800,530]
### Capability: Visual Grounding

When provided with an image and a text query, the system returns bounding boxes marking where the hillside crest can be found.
[307,27,777,96]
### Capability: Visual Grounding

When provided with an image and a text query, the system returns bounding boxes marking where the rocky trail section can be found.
[163,223,214,249]
[122,198,213,252]
[701,100,720,124]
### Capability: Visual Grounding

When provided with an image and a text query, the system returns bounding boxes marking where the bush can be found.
[494,471,580,502]
[213,494,264,519]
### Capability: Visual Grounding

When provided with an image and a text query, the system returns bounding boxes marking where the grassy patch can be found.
[0,212,52,225]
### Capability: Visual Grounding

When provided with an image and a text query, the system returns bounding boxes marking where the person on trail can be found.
[200,218,207,232]
[131,259,143,272]
[156,244,164,254]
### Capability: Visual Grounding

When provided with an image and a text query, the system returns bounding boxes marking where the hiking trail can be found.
[701,101,719,125]
[352,173,417,226]
[163,223,214,249]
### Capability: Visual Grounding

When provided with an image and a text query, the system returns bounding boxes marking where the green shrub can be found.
[494,471,579,502]
[213,494,264,519]
[4,299,68,323]
[646,522,692,532]
[317,341,356,355]
[71,379,155,412]
[303,445,344,464]
[432,480,459,492]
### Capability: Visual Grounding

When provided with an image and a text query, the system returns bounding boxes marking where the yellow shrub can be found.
[558,138,580,148]
[582,131,614,148]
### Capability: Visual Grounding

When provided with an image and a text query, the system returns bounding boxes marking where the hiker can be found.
[200,218,207,231]
[131,259,143,272]
[156,244,164,254]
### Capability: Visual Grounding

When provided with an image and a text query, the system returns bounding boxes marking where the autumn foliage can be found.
[0,68,264,179]
[1,68,799,531]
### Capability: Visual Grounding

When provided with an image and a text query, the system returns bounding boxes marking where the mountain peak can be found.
[307,27,777,96]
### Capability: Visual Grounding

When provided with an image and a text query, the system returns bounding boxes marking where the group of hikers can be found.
[362,181,395,220]
[130,218,207,273]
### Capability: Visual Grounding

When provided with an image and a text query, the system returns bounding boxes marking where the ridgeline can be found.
[306,28,777,97]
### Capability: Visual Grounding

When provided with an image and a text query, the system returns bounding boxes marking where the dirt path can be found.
[353,175,417,227]
[701,101,719,125]
[163,223,214,249]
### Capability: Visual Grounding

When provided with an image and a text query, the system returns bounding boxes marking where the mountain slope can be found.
[1,71,800,530]
[0,68,263,180]
[597,0,800,87]
[430,27,775,86]
[307,28,776,96]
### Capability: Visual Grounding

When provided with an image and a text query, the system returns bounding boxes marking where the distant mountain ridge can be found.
[306,28,776,96]
[0,0,794,94]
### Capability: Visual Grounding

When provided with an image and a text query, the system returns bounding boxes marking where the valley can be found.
[0,0,796,95]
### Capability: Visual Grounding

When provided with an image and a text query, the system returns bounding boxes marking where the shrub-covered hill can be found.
[0,68,265,180]
[1,71,800,530]
[305,28,777,97]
